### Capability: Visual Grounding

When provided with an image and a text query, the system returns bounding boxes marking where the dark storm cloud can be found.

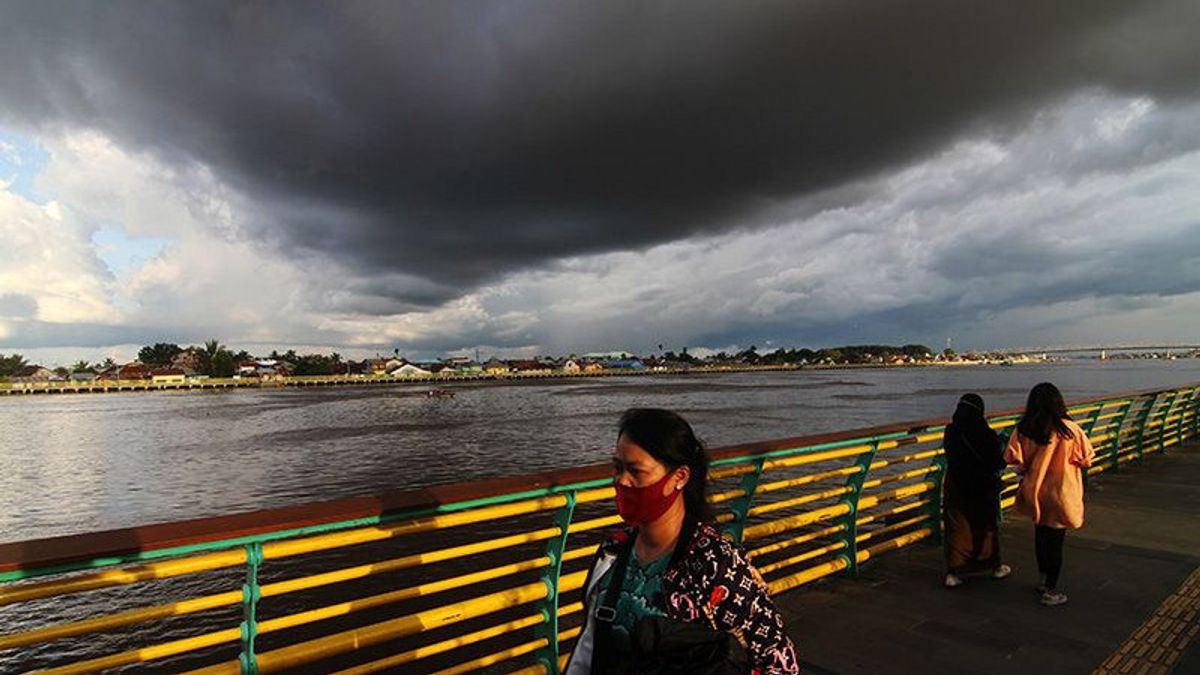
[2,0,1199,310]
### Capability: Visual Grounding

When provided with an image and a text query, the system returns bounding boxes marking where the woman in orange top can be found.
[1004,382,1095,607]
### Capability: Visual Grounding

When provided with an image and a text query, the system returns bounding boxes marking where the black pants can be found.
[1034,525,1066,590]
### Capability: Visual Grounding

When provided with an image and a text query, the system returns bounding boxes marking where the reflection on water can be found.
[2,360,1199,544]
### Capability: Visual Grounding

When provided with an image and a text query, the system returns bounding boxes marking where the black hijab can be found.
[943,393,1004,490]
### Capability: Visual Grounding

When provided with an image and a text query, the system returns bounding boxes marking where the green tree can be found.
[199,339,223,376]
[0,353,28,377]
[71,360,93,373]
[901,344,933,359]
[138,343,183,367]
[53,366,69,378]
[211,350,237,377]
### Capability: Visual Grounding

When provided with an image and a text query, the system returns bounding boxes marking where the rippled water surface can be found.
[3,360,1199,544]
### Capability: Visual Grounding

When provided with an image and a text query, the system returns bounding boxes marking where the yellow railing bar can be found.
[326,614,545,675]
[754,466,863,496]
[855,515,929,544]
[867,448,942,472]
[853,498,930,528]
[741,502,851,542]
[857,529,932,563]
[0,548,247,607]
[432,636,548,675]
[748,497,931,562]
[767,557,849,594]
[747,524,846,560]
[746,485,853,517]
[856,481,936,512]
[756,541,848,575]
[756,513,929,576]
[859,465,940,492]
[761,444,875,471]
[241,570,586,673]
[39,626,242,675]
[262,495,569,560]
[710,463,760,480]
[708,487,747,504]
[325,601,585,675]
[0,587,243,651]
[742,481,934,542]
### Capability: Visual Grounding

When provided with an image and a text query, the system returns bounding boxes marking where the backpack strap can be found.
[591,532,635,673]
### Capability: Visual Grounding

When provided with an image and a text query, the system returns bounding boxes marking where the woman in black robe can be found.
[941,393,1011,587]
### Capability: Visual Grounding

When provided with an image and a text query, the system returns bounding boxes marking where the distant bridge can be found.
[1002,344,1200,355]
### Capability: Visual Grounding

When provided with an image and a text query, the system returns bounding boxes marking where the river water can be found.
[2,360,1199,545]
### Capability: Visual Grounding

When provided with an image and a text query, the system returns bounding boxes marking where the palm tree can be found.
[202,339,224,375]
[71,360,93,373]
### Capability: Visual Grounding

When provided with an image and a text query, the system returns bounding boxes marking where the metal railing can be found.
[1,383,1197,673]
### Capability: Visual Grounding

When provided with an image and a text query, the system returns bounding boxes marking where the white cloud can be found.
[0,186,114,324]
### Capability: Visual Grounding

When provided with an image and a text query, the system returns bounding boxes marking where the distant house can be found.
[69,370,98,382]
[151,368,187,384]
[11,365,52,382]
[582,361,605,373]
[483,358,511,375]
[509,360,553,374]
[601,359,646,371]
[443,359,482,375]
[390,363,432,377]
[562,359,582,374]
[119,363,152,380]
[366,358,406,375]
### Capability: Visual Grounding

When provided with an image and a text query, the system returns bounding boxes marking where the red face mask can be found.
[614,470,681,526]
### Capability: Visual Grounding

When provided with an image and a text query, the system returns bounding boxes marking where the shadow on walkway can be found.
[776,443,1200,675]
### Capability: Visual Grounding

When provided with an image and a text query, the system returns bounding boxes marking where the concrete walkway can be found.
[775,442,1200,675]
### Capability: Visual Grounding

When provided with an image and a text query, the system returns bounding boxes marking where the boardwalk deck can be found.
[775,441,1200,675]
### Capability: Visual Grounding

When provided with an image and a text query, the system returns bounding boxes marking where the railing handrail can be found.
[0,381,1188,576]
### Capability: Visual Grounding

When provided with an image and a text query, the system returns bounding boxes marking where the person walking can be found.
[1004,382,1096,606]
[565,408,798,674]
[941,394,1010,588]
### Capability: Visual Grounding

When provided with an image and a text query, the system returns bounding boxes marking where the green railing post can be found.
[238,542,263,675]
[724,459,766,545]
[1133,393,1161,464]
[1107,400,1135,471]
[535,490,577,675]
[997,424,1014,523]
[1190,387,1200,442]
[1157,390,1182,454]
[926,437,947,545]
[839,442,879,577]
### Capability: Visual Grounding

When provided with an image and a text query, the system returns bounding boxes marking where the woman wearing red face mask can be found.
[565,409,799,675]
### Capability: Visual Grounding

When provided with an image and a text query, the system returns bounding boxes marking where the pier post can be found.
[725,458,766,545]
[238,542,263,675]
[1132,392,1160,464]
[839,442,879,578]
[535,491,576,675]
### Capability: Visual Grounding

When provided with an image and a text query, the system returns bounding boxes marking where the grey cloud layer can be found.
[3,0,1199,313]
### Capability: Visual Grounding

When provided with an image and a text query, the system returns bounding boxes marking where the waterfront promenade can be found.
[779,440,1200,675]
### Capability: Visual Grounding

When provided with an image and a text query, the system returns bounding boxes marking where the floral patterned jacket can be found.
[567,515,800,675]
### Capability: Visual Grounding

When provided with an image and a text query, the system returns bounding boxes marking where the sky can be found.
[1,1,1198,366]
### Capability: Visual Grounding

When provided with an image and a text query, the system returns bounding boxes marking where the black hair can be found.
[1016,382,1072,445]
[952,393,986,426]
[618,408,712,523]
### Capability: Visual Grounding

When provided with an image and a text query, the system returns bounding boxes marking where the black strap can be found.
[592,532,635,673]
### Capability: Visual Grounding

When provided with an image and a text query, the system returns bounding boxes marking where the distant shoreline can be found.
[0,359,1039,397]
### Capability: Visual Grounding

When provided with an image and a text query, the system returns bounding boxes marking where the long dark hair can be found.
[1016,382,1072,444]
[618,408,712,522]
